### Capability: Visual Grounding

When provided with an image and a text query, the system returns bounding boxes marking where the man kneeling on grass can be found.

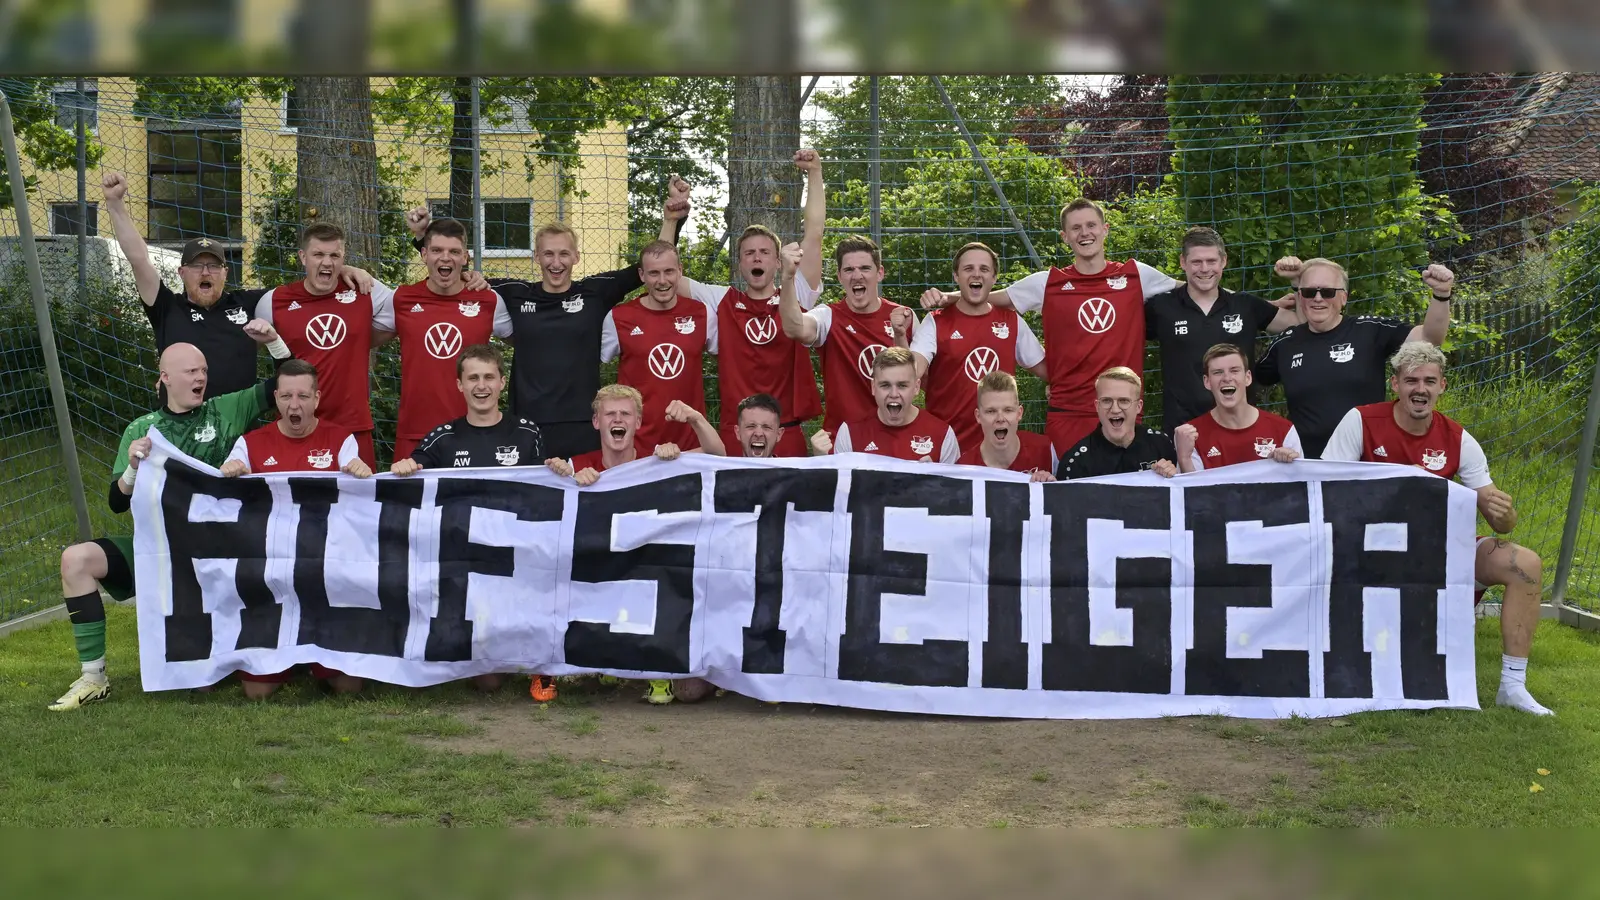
[545,384,724,706]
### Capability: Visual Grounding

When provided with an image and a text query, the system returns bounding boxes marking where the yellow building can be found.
[5,76,631,285]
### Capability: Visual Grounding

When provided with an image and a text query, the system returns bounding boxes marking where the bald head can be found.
[159,343,209,411]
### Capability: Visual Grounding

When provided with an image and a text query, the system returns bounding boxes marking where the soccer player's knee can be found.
[673,677,714,703]
[242,680,281,700]
[60,542,98,580]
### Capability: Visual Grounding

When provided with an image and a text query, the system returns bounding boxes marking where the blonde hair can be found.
[1299,257,1348,290]
[592,383,643,416]
[975,370,1019,405]
[1389,341,1447,377]
[535,221,579,250]
[1095,366,1142,392]
[870,346,917,377]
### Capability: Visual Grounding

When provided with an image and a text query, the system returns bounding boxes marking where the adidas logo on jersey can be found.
[951,329,964,340]
[263,455,277,466]
[411,303,425,312]
[287,301,302,310]
[863,441,879,451]
[845,324,856,333]
[1373,446,1388,458]
[1206,446,1221,457]
[735,301,747,310]
[1061,281,1074,290]
[630,325,644,336]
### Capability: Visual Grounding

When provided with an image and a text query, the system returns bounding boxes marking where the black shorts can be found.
[539,420,600,459]
[93,536,136,602]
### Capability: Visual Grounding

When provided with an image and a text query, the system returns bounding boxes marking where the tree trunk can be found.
[449,77,475,222]
[727,77,801,289]
[295,76,381,269]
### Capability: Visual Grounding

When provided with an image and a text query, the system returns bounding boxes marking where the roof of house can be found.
[1500,73,1600,184]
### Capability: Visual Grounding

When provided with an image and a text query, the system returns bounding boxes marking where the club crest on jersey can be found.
[1077,297,1116,334]
[306,313,347,349]
[744,316,778,345]
[459,300,480,317]
[1421,448,1448,471]
[1330,343,1355,363]
[562,296,584,314]
[649,342,686,380]
[1222,313,1243,334]
[335,290,358,304]
[1253,437,1276,457]
[225,307,247,325]
[990,321,1010,339]
[307,449,333,469]
[495,445,520,465]
[882,319,895,339]
[673,316,696,335]
[910,435,934,457]
[1106,275,1128,291]
[194,423,217,444]
[963,346,999,382]
[856,344,887,379]
[190,311,204,322]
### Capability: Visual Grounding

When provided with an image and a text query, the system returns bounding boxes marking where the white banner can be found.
[132,428,1482,718]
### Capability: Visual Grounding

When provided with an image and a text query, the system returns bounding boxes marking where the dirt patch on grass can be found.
[422,685,1320,826]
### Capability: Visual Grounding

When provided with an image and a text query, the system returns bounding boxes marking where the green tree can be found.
[248,156,415,287]
[1553,183,1600,396]
[0,77,103,210]
[1166,75,1462,314]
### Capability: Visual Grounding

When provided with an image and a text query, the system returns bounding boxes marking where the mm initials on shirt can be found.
[1078,297,1116,333]
[306,313,347,350]
[425,322,464,360]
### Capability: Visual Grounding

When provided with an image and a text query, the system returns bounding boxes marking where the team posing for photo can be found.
[46,151,1551,716]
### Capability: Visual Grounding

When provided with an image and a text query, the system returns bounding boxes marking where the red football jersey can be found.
[604,298,710,452]
[917,305,1030,452]
[696,285,822,430]
[812,299,907,435]
[257,280,385,432]
[835,410,960,463]
[956,429,1055,474]
[1186,409,1298,469]
[393,283,500,442]
[1033,260,1152,417]
[1356,402,1465,479]
[570,448,634,472]
[234,421,356,473]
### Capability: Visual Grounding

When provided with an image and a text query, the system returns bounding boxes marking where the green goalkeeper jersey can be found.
[112,381,270,477]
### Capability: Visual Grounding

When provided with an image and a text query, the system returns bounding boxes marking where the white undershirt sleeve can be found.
[599,311,620,362]
[703,301,719,355]
[1188,448,1205,472]
[370,281,396,331]
[805,305,833,348]
[491,290,513,338]
[254,289,275,323]
[680,277,726,315]
[909,314,937,361]
[1004,270,1049,314]
[1319,409,1366,461]
[939,427,961,464]
[793,271,822,312]
[1457,431,1493,489]
[1135,261,1180,299]
[224,436,251,471]
[1283,426,1303,456]
[1015,317,1046,367]
[832,422,852,454]
[337,434,359,468]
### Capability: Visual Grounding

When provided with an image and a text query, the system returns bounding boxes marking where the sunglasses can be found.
[1298,286,1343,299]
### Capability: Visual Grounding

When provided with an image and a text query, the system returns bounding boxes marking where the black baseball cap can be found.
[180,237,226,266]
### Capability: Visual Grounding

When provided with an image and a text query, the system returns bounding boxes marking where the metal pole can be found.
[469,77,484,271]
[75,77,87,298]
[799,75,820,108]
[1551,346,1600,608]
[930,75,1043,271]
[868,76,881,246]
[0,92,92,541]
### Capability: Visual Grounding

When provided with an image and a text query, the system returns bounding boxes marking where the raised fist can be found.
[242,319,279,344]
[574,467,601,487]
[920,287,953,310]
[780,242,803,277]
[792,148,822,174]
[1421,263,1455,297]
[663,399,698,423]
[220,459,247,478]
[405,206,431,238]
[654,442,682,461]
[1274,256,1303,280]
[342,458,373,478]
[1151,459,1178,479]
[544,457,574,479]
[128,437,153,470]
[810,429,833,456]
[102,171,129,203]
[1173,423,1198,453]
[391,458,423,477]
[664,175,692,221]
[890,305,913,340]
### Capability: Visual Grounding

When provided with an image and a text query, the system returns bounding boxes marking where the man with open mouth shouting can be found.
[1055,367,1179,481]
[731,393,786,458]
[813,346,960,465]
[956,370,1056,480]
[1320,342,1552,716]
[1174,343,1301,472]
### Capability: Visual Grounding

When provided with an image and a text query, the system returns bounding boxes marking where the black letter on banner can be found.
[1322,477,1450,700]
[838,470,972,687]
[1041,483,1172,693]
[983,481,1030,690]
[287,477,421,657]
[1185,482,1311,697]
[567,474,701,673]
[428,479,565,662]
[711,468,839,674]
[158,458,275,661]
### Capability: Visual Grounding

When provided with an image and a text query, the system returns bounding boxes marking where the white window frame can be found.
[426,198,535,258]
[479,97,535,134]
[51,82,98,136]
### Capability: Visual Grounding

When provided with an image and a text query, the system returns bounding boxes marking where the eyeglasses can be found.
[185,263,226,274]
[1298,286,1342,299]
[1097,397,1136,411]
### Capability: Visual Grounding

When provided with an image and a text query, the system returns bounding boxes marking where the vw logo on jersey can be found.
[562,296,584,314]
[307,449,333,469]
[335,289,358,304]
[648,342,686,379]
[910,435,934,457]
[1222,313,1243,334]
[856,343,887,379]
[425,322,464,360]
[306,313,347,349]
[1077,297,1116,334]
[1422,448,1448,471]
[1253,437,1276,457]
[225,307,248,325]
[1106,275,1128,291]
[963,346,1000,382]
[990,320,1010,339]
[744,315,778,345]
[459,300,480,317]
[673,316,696,335]
[1329,342,1355,363]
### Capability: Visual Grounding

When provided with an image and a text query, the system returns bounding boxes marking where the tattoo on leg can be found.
[1508,546,1539,586]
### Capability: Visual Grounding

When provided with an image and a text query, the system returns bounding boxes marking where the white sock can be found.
[1500,654,1527,689]
[82,657,106,678]
[1497,655,1553,715]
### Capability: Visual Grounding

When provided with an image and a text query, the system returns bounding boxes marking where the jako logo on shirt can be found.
[1329,343,1355,363]
[1077,297,1116,334]
[1421,448,1448,471]
[562,296,584,313]
[226,307,248,325]
[963,346,999,382]
[744,316,778,345]
[673,316,696,335]
[990,321,1009,339]
[1253,437,1276,457]
[648,343,686,379]
[856,344,887,379]
[335,290,358,304]
[307,449,333,469]
[495,446,520,465]
[425,322,464,360]
[1223,314,1243,334]
[1106,275,1128,291]
[910,435,934,456]
[306,313,347,349]
[459,301,480,317]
